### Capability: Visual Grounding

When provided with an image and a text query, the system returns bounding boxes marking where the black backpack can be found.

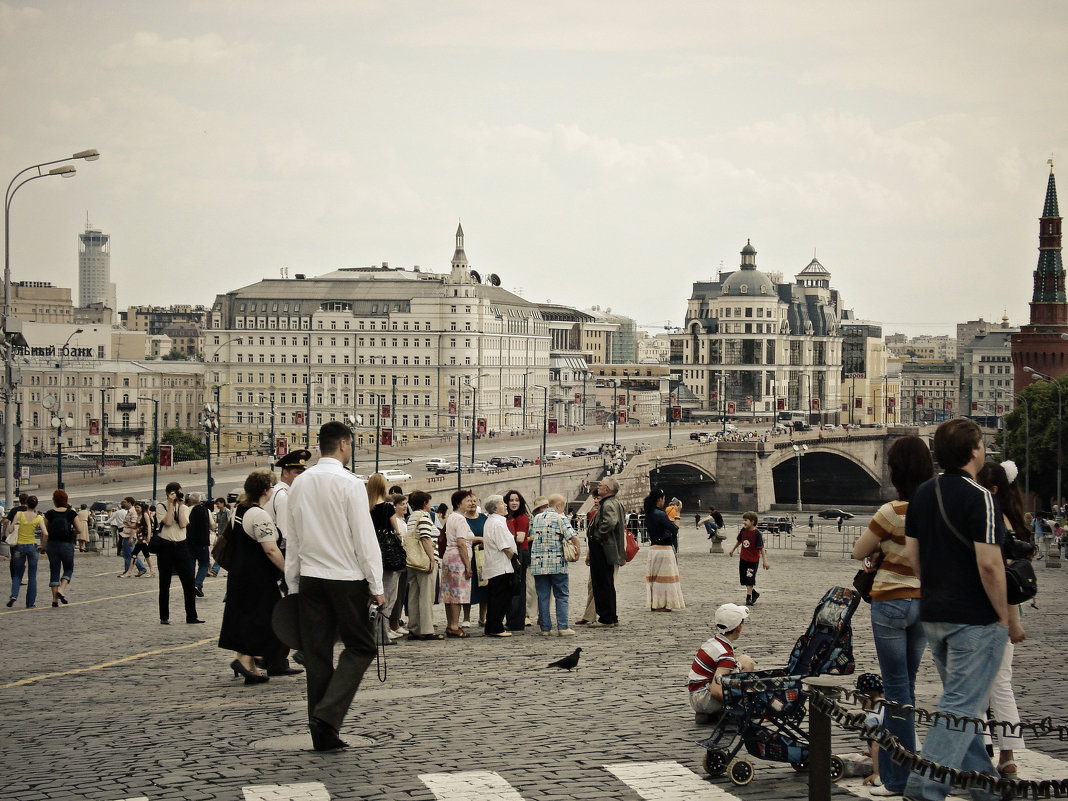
[49,511,75,543]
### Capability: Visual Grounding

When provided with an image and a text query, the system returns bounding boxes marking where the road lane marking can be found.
[243,783,330,800]
[605,761,744,800]
[0,587,157,615]
[0,637,216,690]
[420,770,525,800]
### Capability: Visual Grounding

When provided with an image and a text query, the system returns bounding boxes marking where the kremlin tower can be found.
[1012,164,1068,394]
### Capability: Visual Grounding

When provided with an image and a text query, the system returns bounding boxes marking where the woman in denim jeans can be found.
[44,488,82,607]
[8,495,47,608]
[852,435,933,795]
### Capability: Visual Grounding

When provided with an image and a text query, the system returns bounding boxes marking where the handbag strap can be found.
[933,476,977,552]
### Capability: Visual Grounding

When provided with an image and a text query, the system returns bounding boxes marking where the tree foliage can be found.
[998,375,1068,508]
[138,428,207,465]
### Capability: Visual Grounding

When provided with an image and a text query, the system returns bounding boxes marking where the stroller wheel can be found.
[790,761,808,772]
[829,754,845,783]
[728,758,755,786]
[702,748,730,777]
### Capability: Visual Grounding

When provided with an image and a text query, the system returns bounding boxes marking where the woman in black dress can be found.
[218,469,285,685]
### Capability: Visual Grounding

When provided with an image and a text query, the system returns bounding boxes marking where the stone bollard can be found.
[1046,545,1062,568]
[803,531,820,557]
[709,535,724,555]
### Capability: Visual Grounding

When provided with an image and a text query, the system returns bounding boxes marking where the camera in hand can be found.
[1004,535,1035,560]
[368,603,382,623]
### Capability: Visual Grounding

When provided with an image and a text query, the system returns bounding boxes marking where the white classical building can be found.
[672,241,846,423]
[206,225,551,453]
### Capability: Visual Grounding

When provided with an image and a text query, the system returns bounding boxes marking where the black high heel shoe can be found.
[230,659,269,684]
[57,593,68,605]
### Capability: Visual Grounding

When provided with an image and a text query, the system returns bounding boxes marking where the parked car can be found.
[723,423,739,433]
[757,515,793,535]
[571,446,597,457]
[506,455,532,467]
[379,468,413,482]
[690,431,710,440]
[544,451,571,461]
[488,456,511,467]
[818,508,854,520]
[425,457,450,472]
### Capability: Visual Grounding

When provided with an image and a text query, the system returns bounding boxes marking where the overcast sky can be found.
[2,1,1066,339]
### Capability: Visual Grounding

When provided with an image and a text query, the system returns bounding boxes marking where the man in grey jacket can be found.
[587,477,626,627]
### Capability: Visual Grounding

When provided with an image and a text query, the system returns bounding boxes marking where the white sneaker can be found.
[558,628,576,636]
[394,626,409,636]
[539,630,552,637]
[385,629,400,640]
[460,621,472,628]
[869,785,900,796]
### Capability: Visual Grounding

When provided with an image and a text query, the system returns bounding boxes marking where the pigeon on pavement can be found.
[547,647,582,670]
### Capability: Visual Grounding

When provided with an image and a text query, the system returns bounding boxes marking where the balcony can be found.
[108,427,145,439]
[116,401,137,411]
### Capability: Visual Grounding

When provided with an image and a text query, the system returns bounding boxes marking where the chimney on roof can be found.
[295,274,306,280]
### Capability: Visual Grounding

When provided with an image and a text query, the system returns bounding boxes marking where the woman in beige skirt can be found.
[643,488,684,611]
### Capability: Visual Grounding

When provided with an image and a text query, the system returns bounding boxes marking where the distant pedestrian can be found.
[117,497,147,577]
[76,504,91,552]
[808,514,814,530]
[186,493,212,597]
[643,488,684,612]
[727,512,768,606]
[529,493,580,636]
[837,515,844,532]
[7,495,45,608]
[586,477,626,627]
[153,482,202,625]
[43,489,82,607]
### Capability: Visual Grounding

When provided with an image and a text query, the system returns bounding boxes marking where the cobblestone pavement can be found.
[2,517,1066,801]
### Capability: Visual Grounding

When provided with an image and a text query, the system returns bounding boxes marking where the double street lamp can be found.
[50,327,84,489]
[4,149,100,508]
[201,403,218,501]
[138,396,160,503]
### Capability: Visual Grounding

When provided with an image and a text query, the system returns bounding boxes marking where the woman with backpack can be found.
[44,489,84,607]
[7,495,46,608]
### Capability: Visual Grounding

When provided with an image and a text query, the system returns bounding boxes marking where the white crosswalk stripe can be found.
[419,770,525,800]
[242,782,331,801]
[605,761,745,800]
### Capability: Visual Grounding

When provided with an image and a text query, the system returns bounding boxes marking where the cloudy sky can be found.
[2,1,1066,338]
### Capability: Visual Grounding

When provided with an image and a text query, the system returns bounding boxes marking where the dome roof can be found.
[720,267,775,297]
[741,240,757,256]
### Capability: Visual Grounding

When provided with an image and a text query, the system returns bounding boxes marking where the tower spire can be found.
[452,220,468,267]
[1029,162,1065,320]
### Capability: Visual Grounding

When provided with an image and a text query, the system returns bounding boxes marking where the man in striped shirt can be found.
[687,603,756,723]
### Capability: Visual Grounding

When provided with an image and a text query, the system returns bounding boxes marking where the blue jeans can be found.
[190,544,211,590]
[10,543,39,607]
[534,573,570,631]
[870,598,926,792]
[120,538,147,574]
[904,621,1006,801]
[45,541,74,587]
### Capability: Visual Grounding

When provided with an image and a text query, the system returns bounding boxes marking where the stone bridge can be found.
[607,425,943,514]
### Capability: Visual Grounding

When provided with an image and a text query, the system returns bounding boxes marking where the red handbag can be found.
[624,529,640,563]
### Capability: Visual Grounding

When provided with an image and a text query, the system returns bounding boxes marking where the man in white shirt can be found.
[285,422,384,752]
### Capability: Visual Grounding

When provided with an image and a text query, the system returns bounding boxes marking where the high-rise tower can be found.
[78,221,116,310]
[1011,163,1068,393]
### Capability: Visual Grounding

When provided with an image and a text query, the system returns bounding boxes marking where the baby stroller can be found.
[698,585,861,785]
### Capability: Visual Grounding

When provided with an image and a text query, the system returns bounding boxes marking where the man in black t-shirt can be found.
[902,418,1013,801]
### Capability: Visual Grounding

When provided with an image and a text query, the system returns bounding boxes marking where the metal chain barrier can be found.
[806,684,1068,799]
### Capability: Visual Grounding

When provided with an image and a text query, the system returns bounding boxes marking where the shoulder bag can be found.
[557,514,579,562]
[377,526,407,572]
[624,529,640,563]
[852,551,884,603]
[403,516,433,573]
[211,512,236,570]
[934,478,1037,605]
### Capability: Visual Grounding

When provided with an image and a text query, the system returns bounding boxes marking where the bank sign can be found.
[13,344,95,358]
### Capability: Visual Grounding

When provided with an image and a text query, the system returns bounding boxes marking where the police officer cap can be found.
[275,449,312,471]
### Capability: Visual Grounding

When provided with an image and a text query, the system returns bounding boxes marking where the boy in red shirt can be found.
[686,603,756,723]
[727,511,769,606]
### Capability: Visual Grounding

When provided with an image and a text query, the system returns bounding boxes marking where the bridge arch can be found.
[769,447,884,507]
[648,460,717,512]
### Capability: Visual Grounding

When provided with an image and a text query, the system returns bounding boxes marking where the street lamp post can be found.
[667,375,674,446]
[792,443,808,512]
[375,393,384,473]
[4,149,99,510]
[1012,393,1030,507]
[138,396,160,502]
[98,387,109,474]
[52,328,83,489]
[344,414,361,473]
[532,385,548,495]
[608,379,618,447]
[201,403,218,501]
[1025,367,1062,514]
